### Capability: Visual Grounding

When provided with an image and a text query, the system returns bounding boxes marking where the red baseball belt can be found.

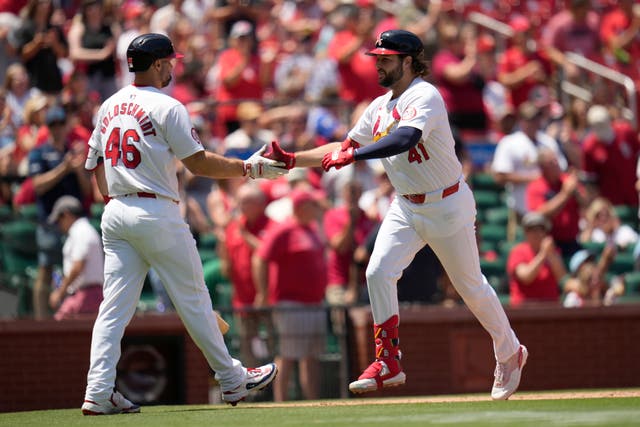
[121,192,179,204]
[401,181,460,204]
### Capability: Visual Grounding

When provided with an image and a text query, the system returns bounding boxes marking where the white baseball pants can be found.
[85,196,244,402]
[366,180,520,362]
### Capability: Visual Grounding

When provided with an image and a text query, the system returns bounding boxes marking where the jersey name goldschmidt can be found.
[87,85,203,200]
[348,78,462,194]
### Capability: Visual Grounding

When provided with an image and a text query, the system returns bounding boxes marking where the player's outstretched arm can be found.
[263,140,341,169]
[182,146,287,180]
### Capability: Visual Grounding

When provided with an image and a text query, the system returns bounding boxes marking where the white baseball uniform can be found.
[84,85,244,402]
[349,77,520,362]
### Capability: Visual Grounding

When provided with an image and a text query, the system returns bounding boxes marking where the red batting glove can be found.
[322,147,354,171]
[263,140,296,169]
[341,138,360,151]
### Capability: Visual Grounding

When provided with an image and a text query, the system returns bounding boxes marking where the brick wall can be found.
[0,314,210,413]
[3,304,640,412]
[348,303,640,398]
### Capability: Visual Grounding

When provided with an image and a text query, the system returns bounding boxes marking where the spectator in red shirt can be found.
[209,20,270,135]
[0,0,27,15]
[220,181,277,367]
[431,18,488,137]
[327,4,385,106]
[324,180,377,307]
[581,104,639,206]
[541,0,600,81]
[253,188,327,401]
[497,15,552,110]
[507,212,566,306]
[527,148,588,258]
[599,0,640,79]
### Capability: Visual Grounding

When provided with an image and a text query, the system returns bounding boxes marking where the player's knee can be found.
[365,261,390,286]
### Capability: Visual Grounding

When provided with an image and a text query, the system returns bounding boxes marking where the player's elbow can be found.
[181,151,208,176]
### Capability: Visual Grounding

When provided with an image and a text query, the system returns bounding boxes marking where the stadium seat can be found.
[484,206,510,225]
[198,248,217,264]
[90,202,105,219]
[581,241,605,255]
[198,233,217,250]
[608,252,636,275]
[479,240,496,255]
[479,224,508,245]
[471,172,503,192]
[89,218,102,235]
[17,204,38,222]
[480,256,507,279]
[0,220,39,317]
[474,190,502,210]
[202,258,231,308]
[498,240,519,257]
[0,204,13,223]
[0,220,38,275]
[623,271,640,294]
[614,205,638,228]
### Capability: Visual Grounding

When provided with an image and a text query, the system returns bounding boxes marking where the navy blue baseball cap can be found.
[367,30,424,56]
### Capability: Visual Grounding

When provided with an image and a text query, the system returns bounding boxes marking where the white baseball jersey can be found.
[84,82,246,403]
[354,77,521,364]
[86,85,204,200]
[348,77,462,194]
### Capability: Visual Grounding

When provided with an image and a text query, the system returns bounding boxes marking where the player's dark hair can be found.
[401,52,430,78]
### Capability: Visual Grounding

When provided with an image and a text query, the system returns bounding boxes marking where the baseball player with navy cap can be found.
[264,29,527,400]
[81,33,282,415]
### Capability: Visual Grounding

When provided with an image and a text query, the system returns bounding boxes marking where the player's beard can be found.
[161,74,172,88]
[379,62,403,88]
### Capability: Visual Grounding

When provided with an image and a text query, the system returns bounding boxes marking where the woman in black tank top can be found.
[68,0,119,101]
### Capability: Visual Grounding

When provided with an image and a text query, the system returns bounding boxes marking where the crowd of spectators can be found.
[2,0,640,398]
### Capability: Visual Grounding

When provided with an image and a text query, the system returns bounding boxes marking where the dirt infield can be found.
[254,389,640,408]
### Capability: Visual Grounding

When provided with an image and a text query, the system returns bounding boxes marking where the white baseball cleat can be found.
[491,345,528,400]
[81,390,140,415]
[349,360,406,393]
[220,363,278,406]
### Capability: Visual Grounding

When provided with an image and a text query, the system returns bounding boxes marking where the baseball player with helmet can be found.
[81,33,282,415]
[264,29,527,400]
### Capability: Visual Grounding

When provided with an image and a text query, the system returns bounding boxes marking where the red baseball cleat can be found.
[349,314,406,393]
[349,358,406,393]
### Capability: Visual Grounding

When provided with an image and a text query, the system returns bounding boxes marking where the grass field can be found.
[2,391,639,427]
